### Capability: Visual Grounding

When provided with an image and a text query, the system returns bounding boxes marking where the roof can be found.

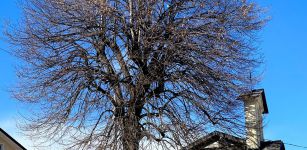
[184,131,245,150]
[184,131,285,150]
[0,128,27,150]
[238,89,269,114]
[261,140,285,150]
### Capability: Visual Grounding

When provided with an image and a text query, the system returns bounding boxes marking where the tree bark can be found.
[122,115,142,150]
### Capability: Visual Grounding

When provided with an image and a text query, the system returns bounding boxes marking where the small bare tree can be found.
[6,0,266,149]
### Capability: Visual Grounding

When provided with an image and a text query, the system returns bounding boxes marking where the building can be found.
[185,89,285,150]
[0,128,26,150]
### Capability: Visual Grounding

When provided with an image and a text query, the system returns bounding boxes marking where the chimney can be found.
[240,89,268,149]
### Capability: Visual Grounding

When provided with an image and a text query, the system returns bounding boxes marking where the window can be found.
[0,144,3,150]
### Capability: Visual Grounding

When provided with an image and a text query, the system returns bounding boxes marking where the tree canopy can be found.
[6,0,266,149]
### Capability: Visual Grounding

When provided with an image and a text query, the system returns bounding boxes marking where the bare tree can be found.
[6,0,266,149]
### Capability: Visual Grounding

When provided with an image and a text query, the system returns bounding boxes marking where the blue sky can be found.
[258,0,307,149]
[0,1,307,150]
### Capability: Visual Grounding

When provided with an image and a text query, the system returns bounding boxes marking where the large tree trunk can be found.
[122,115,142,150]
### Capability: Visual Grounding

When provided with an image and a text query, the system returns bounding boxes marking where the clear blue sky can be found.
[0,1,306,150]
